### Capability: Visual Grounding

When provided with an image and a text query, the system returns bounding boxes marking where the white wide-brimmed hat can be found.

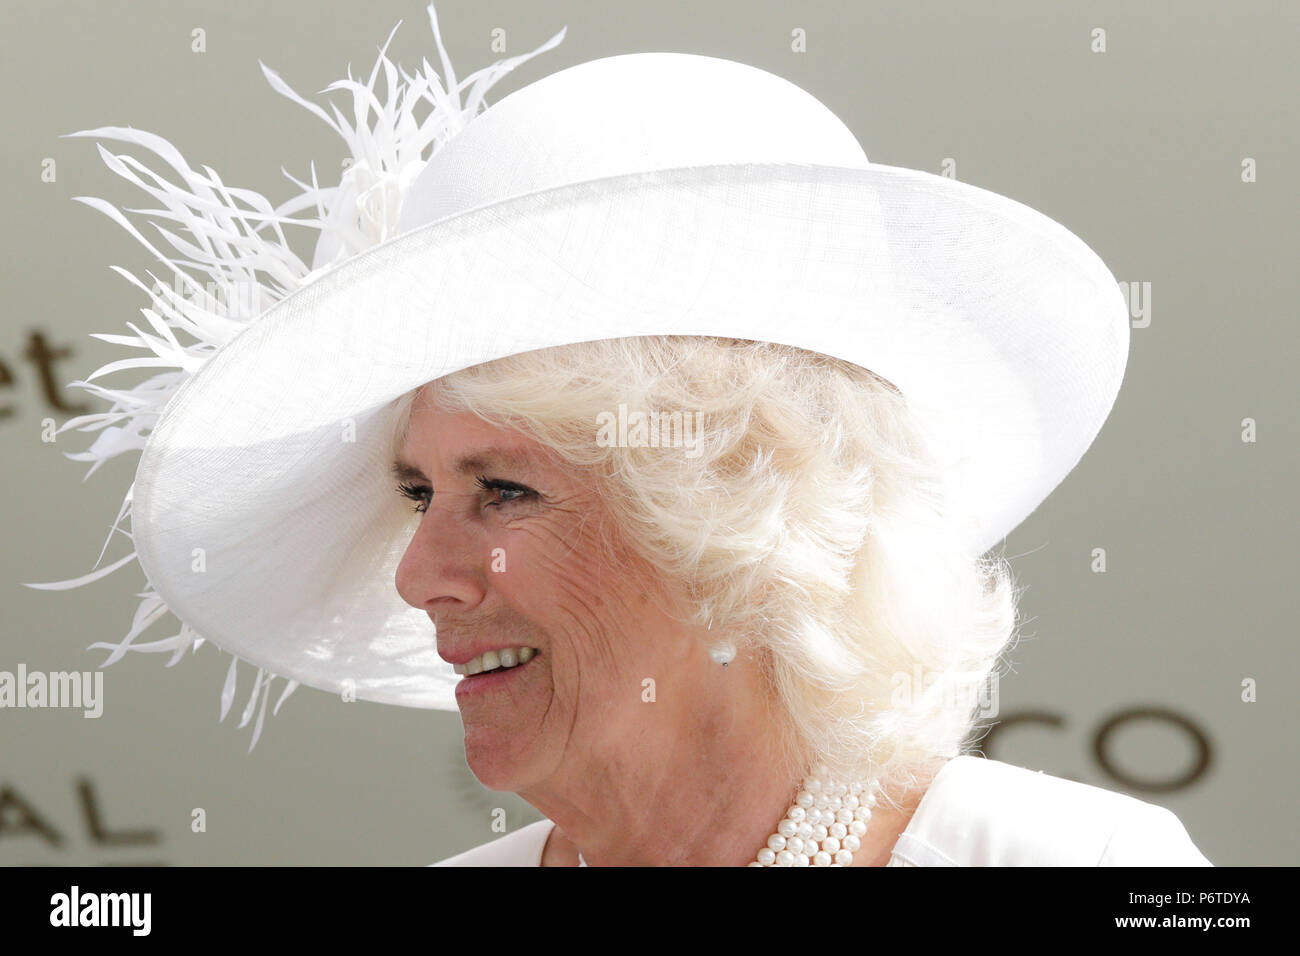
[29,2,1128,747]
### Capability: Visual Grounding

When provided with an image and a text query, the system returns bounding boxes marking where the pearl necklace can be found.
[576,764,879,866]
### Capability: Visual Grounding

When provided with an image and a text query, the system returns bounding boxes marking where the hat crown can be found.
[394,52,870,233]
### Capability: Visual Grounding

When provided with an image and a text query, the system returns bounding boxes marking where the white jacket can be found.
[430,755,1213,866]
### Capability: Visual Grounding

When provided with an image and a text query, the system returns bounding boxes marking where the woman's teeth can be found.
[454,646,537,676]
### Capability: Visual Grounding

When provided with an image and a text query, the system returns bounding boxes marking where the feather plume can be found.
[23,2,566,750]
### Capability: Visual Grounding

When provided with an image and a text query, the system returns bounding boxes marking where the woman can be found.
[397,337,1210,866]
[33,3,1211,865]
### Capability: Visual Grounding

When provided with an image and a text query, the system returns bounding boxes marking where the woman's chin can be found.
[463,733,534,792]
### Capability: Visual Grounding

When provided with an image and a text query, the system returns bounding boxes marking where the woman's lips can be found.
[454,650,540,700]
[453,645,537,675]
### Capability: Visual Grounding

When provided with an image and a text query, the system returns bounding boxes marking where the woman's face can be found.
[393,389,721,794]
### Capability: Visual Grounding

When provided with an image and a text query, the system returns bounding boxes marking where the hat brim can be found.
[131,161,1129,709]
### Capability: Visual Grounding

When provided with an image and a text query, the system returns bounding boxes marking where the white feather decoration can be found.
[24,2,566,751]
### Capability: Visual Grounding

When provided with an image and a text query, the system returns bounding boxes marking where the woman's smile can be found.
[453,649,543,702]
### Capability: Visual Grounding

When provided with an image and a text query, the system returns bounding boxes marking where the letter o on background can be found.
[1092,706,1212,793]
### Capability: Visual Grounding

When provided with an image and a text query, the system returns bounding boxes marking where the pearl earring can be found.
[709,642,736,666]
[705,617,734,665]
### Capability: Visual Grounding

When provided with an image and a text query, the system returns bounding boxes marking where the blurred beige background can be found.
[2,0,1295,865]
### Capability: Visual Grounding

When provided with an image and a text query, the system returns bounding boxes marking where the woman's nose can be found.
[394,496,487,613]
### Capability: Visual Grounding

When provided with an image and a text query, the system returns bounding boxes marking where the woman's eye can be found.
[476,475,536,509]
[396,481,431,514]
[396,477,536,515]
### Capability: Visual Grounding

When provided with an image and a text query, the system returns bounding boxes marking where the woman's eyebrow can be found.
[390,448,537,483]
[452,448,538,476]
[390,458,427,483]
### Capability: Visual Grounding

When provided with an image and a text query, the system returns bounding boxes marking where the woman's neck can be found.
[534,760,943,867]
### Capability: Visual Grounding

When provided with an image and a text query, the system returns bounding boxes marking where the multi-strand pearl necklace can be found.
[750,766,879,866]
[576,764,879,866]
